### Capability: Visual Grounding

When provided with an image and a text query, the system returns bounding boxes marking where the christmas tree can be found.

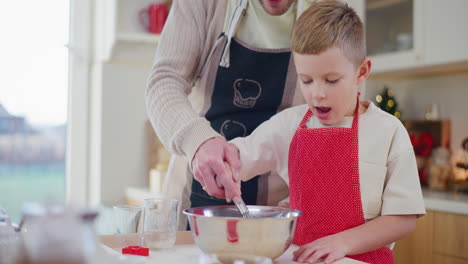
[376,86,401,119]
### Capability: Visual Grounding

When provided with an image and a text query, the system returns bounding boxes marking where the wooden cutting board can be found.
[99,232,367,264]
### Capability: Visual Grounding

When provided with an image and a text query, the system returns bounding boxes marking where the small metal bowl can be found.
[183,205,302,262]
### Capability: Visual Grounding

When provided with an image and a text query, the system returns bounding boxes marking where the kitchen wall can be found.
[89,0,162,206]
[92,0,468,206]
[364,73,468,151]
[95,61,467,205]
[96,66,468,205]
[98,62,152,205]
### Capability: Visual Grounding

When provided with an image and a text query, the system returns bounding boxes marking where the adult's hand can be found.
[192,137,241,201]
[222,161,242,204]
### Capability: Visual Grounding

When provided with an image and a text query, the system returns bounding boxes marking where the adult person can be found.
[146,0,317,229]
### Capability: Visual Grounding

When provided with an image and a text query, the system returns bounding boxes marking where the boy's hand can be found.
[293,234,349,264]
[192,137,241,199]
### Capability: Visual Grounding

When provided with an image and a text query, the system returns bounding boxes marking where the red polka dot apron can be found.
[288,98,394,264]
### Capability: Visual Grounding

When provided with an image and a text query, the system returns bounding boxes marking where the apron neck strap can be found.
[220,0,248,68]
[300,93,361,129]
[296,0,305,20]
[351,92,360,129]
[220,0,304,68]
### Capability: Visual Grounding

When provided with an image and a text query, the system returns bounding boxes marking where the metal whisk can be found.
[234,198,253,219]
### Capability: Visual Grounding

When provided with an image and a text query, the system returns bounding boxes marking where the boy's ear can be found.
[356,58,372,86]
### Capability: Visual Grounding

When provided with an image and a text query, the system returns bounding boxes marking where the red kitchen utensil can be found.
[122,246,149,256]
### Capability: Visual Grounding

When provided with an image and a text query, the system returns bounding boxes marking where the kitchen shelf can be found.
[116,32,160,44]
[96,0,164,62]
[366,0,407,10]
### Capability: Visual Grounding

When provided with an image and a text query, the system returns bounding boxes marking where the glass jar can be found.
[20,203,99,264]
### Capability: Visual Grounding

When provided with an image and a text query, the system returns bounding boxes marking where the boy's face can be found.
[294,47,371,126]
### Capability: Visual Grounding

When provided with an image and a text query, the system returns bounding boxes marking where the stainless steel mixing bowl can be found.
[183,205,302,261]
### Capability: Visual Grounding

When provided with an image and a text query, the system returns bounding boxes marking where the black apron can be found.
[190,0,294,208]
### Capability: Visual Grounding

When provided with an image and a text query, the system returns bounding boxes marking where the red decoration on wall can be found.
[409,132,435,184]
[410,132,434,157]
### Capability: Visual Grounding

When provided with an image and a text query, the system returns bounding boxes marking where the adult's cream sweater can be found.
[146,0,311,163]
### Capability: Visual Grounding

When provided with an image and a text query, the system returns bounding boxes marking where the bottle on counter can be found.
[17,202,99,264]
[0,208,21,264]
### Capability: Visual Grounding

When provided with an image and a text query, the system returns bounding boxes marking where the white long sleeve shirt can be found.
[231,101,426,220]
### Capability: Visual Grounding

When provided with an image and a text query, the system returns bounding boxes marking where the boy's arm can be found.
[197,106,304,202]
[219,108,299,203]
[294,215,417,263]
[230,107,302,182]
[339,214,417,254]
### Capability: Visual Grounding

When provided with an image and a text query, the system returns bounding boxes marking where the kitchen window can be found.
[0,1,70,222]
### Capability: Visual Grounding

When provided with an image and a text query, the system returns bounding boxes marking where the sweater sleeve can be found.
[145,0,221,163]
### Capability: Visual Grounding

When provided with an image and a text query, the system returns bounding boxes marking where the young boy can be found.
[221,1,426,263]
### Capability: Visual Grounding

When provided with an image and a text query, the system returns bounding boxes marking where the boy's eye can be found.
[302,79,313,84]
[326,78,340,84]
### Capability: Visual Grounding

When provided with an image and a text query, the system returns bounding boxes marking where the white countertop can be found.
[99,232,367,264]
[135,244,367,264]
[422,187,468,215]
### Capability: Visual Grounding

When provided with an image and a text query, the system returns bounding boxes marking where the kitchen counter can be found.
[99,232,367,264]
[126,186,468,215]
[423,187,468,215]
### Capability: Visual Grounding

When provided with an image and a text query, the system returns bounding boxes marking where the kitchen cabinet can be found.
[393,211,433,264]
[394,210,468,264]
[433,210,468,259]
[432,255,468,264]
[347,0,468,76]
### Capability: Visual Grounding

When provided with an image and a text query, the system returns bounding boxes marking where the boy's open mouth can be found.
[315,107,331,114]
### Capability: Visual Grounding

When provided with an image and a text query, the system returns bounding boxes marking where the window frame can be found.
[66,0,94,205]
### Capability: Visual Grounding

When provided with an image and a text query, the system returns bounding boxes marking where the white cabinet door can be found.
[423,0,468,65]
[364,0,425,73]
[350,0,468,75]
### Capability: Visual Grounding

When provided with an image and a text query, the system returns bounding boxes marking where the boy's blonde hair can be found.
[292,0,365,67]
